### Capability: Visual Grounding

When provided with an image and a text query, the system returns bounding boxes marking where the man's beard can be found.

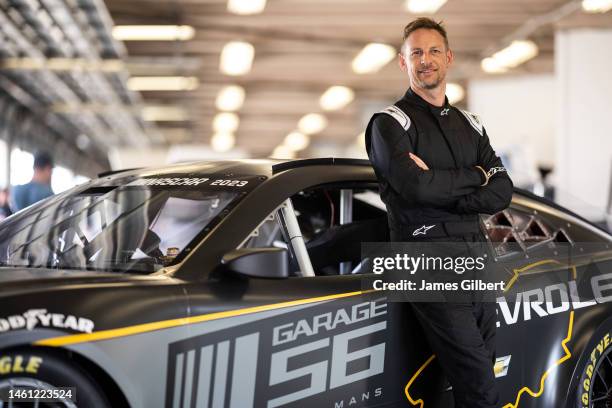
[418,72,443,90]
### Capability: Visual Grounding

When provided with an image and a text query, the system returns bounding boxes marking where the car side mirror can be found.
[222,247,289,279]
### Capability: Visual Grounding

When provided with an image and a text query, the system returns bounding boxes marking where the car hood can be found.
[0,267,159,297]
[0,267,131,282]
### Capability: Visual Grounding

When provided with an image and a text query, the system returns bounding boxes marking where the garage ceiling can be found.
[0,0,159,173]
[107,0,608,157]
[2,0,610,162]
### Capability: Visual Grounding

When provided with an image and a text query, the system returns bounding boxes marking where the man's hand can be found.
[409,152,429,170]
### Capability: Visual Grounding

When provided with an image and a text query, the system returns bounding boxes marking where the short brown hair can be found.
[402,17,449,52]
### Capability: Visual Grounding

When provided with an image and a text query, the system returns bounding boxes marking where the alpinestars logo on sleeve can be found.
[487,167,507,178]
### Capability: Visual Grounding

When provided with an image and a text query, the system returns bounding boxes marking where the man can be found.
[11,151,55,211]
[365,18,513,407]
[0,188,12,220]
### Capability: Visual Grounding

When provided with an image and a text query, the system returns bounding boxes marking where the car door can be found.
[483,194,612,408]
[171,180,429,408]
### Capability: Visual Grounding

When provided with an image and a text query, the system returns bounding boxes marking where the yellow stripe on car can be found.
[34,290,370,347]
[404,354,436,407]
[502,311,574,408]
[404,311,575,407]
[505,259,577,291]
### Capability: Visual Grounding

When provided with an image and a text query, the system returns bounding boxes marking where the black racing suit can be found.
[365,88,513,408]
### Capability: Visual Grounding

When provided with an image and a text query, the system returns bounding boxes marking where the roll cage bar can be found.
[242,188,357,278]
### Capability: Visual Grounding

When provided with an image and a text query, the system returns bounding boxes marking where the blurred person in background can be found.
[11,151,54,211]
[0,188,12,220]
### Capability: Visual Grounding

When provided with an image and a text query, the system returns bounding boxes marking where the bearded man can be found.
[365,18,513,408]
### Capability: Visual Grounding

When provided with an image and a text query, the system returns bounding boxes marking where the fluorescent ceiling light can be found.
[141,106,189,121]
[227,0,266,15]
[298,113,328,135]
[481,40,538,73]
[1,58,123,72]
[216,85,246,111]
[481,57,508,74]
[404,0,448,13]
[284,131,310,151]
[271,145,296,159]
[112,25,195,41]
[352,43,396,74]
[127,76,199,91]
[211,133,236,152]
[213,112,240,133]
[220,41,255,76]
[45,59,123,72]
[582,0,612,12]
[491,40,538,69]
[446,83,465,105]
[320,86,355,111]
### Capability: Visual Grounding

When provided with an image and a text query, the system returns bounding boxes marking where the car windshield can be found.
[0,174,258,273]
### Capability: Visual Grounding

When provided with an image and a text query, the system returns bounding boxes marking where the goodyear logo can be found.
[0,355,43,375]
[580,332,611,407]
[0,309,94,333]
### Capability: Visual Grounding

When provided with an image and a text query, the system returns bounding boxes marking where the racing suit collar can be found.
[403,88,451,115]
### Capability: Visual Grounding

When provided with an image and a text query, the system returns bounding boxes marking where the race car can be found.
[0,158,611,408]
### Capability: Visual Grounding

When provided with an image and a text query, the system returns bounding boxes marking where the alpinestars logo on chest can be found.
[413,225,436,236]
[440,108,450,116]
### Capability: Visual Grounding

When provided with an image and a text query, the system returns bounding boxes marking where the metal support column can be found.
[0,102,17,188]
[339,189,353,274]
[280,198,315,277]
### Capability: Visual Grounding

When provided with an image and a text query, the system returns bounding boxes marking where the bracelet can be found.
[475,165,489,186]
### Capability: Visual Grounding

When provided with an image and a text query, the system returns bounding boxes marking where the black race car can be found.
[0,158,611,408]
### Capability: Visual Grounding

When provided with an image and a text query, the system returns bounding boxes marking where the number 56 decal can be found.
[268,322,386,408]
[166,321,387,408]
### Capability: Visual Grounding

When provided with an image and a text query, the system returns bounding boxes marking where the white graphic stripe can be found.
[230,333,260,408]
[458,109,483,136]
[380,105,411,130]
[183,350,196,408]
[195,345,214,408]
[212,341,230,408]
[173,353,184,408]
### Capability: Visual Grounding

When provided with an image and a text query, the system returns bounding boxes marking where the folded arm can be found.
[368,114,483,208]
[455,129,514,214]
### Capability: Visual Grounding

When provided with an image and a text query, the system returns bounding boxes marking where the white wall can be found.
[555,29,612,220]
[10,148,34,185]
[468,74,556,187]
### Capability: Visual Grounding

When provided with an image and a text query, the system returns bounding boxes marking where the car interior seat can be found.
[306,216,389,275]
